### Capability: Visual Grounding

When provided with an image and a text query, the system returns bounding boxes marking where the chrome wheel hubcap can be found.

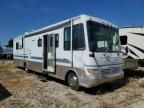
[68,73,79,90]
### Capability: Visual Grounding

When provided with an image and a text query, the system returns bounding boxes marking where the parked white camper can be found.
[2,47,13,55]
[13,15,124,90]
[0,47,13,59]
[119,26,144,69]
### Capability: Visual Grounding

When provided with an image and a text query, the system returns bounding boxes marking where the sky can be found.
[0,0,144,46]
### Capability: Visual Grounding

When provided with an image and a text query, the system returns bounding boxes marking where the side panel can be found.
[27,60,43,72]
[24,34,43,72]
[46,27,72,78]
[72,21,88,69]
[13,36,25,67]
[14,18,86,81]
[13,59,24,67]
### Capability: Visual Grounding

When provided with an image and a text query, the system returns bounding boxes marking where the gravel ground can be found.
[0,60,144,108]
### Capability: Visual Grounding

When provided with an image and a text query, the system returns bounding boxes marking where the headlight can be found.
[85,69,101,77]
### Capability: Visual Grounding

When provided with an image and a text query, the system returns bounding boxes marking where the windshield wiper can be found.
[113,38,120,55]
[104,47,110,56]
[104,41,112,57]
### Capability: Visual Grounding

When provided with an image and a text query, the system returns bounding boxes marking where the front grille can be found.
[101,67,121,76]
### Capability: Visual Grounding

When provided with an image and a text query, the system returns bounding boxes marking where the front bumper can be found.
[79,70,124,88]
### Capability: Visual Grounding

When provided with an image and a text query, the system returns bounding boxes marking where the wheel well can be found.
[65,70,77,83]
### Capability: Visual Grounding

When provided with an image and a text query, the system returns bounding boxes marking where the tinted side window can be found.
[73,24,85,50]
[64,27,71,50]
[38,39,42,47]
[55,34,59,48]
[120,35,127,45]
[64,24,85,50]
[50,37,53,47]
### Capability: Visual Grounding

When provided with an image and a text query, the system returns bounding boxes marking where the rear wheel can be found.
[68,72,80,91]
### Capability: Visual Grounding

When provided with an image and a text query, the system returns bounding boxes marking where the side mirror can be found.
[90,41,97,52]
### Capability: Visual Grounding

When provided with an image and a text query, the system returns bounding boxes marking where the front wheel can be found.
[68,72,80,91]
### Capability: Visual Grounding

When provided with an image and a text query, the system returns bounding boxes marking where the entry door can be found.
[47,35,56,72]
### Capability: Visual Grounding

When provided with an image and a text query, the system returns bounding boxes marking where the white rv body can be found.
[13,15,124,89]
[119,27,144,68]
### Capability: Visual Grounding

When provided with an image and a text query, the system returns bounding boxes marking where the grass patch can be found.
[0,60,15,72]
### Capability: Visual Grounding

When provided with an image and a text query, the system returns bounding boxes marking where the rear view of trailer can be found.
[120,26,144,69]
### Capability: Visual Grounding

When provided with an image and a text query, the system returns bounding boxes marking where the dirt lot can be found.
[0,60,144,108]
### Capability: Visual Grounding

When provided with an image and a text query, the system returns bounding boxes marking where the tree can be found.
[0,41,1,47]
[6,39,13,48]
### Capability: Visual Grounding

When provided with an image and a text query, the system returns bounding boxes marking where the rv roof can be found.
[83,14,118,28]
[120,26,144,29]
[13,34,25,40]
[23,14,118,37]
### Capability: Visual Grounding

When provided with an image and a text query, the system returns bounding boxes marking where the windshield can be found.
[87,21,120,52]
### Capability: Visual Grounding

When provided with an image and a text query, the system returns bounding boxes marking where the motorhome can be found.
[13,15,124,90]
[119,26,144,69]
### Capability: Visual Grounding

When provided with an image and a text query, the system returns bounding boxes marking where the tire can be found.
[68,72,80,91]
